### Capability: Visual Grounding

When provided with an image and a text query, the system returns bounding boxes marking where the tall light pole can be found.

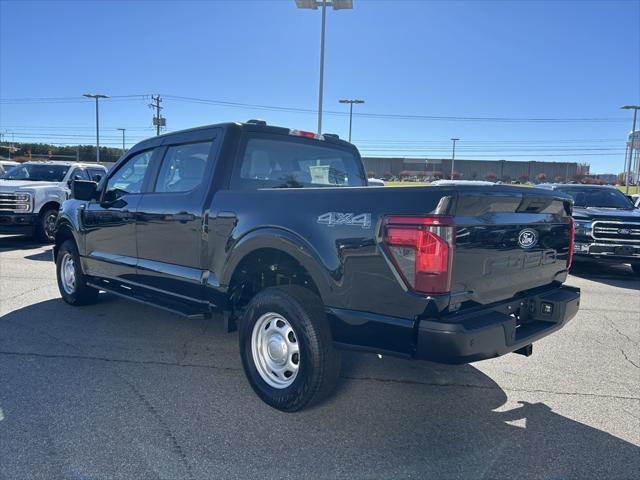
[450,138,459,179]
[621,105,639,194]
[338,99,364,142]
[83,93,109,162]
[117,128,126,156]
[295,0,353,134]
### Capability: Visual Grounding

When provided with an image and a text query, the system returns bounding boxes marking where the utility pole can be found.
[150,95,165,136]
[117,128,126,155]
[83,93,109,162]
[338,99,364,142]
[295,0,354,134]
[450,138,459,179]
[621,105,639,194]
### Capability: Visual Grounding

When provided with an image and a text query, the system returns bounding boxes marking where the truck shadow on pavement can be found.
[0,234,47,251]
[0,296,638,479]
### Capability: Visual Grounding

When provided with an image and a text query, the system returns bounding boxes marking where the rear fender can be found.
[220,227,337,304]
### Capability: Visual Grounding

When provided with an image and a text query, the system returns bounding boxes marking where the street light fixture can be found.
[450,138,460,179]
[83,93,109,162]
[117,128,126,156]
[295,0,354,134]
[338,99,364,142]
[621,105,639,194]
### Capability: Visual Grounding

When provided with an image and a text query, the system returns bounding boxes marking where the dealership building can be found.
[361,157,589,181]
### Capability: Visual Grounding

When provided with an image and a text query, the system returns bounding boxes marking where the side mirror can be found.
[72,180,98,201]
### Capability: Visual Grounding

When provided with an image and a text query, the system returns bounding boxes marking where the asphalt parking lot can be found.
[0,235,638,480]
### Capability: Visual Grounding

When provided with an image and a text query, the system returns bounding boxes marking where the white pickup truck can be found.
[0,161,107,242]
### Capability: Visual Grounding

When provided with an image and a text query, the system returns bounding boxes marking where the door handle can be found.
[173,212,195,223]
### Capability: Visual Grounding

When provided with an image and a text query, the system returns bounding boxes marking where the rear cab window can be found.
[230,134,366,190]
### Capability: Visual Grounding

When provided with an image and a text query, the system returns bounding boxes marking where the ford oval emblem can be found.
[518,228,538,249]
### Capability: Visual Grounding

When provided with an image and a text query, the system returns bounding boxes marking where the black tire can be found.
[239,285,341,412]
[631,264,640,275]
[35,206,58,243]
[56,239,99,306]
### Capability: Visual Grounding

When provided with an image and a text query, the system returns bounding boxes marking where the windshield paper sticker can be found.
[317,212,372,229]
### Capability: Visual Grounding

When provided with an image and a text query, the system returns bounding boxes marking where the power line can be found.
[0,95,149,105]
[1,93,629,123]
[162,94,626,123]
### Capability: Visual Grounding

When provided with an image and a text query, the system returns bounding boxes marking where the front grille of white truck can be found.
[0,193,32,213]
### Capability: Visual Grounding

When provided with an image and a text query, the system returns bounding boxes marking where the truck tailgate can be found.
[452,189,572,305]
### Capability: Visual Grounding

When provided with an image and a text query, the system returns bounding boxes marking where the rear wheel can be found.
[56,240,99,305]
[35,207,58,243]
[239,285,341,412]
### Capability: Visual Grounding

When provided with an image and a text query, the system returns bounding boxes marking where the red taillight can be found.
[383,215,455,294]
[567,218,575,269]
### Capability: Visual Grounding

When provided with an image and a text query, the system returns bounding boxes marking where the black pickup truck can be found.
[538,184,640,274]
[54,121,580,411]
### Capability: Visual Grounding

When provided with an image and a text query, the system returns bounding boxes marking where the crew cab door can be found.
[134,129,220,300]
[82,148,159,282]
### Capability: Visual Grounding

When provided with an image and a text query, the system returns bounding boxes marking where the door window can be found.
[87,168,106,182]
[70,168,90,181]
[105,150,154,197]
[154,142,212,193]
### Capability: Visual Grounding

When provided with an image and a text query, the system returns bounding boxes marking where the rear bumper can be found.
[0,213,37,235]
[328,284,580,364]
[415,285,580,363]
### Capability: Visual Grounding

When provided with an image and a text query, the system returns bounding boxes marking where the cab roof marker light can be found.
[289,129,324,140]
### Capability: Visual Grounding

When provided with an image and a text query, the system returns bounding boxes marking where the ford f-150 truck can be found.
[53,121,580,411]
[539,184,640,274]
[0,161,107,242]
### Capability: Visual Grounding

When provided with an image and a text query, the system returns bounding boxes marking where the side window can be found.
[106,150,154,197]
[154,141,212,193]
[87,168,105,182]
[71,168,90,181]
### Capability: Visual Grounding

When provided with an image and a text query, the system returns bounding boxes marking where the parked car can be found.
[538,184,640,274]
[0,161,107,242]
[431,179,494,186]
[367,177,385,186]
[0,160,19,176]
[54,121,580,411]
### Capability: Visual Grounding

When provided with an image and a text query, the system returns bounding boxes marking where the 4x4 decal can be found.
[317,212,371,229]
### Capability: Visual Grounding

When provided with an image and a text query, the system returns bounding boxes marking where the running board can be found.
[87,279,211,320]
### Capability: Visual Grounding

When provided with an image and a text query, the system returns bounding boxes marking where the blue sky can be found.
[0,0,638,173]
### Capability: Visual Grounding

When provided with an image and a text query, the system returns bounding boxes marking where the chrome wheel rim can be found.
[251,312,300,389]
[44,212,57,240]
[60,252,76,295]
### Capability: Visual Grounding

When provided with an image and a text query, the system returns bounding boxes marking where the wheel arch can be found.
[38,200,61,216]
[222,228,337,308]
[53,220,76,261]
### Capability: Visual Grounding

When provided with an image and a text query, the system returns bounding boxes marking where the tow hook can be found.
[514,344,533,357]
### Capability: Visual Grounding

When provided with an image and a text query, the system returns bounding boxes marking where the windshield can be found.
[1,164,70,182]
[558,187,635,209]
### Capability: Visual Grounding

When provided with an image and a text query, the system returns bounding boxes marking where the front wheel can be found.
[239,285,341,412]
[56,240,99,306]
[35,207,58,243]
